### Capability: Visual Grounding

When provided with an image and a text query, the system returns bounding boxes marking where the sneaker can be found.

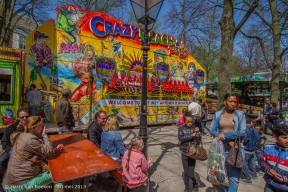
[258,171,263,176]
[251,175,258,179]
[240,179,252,183]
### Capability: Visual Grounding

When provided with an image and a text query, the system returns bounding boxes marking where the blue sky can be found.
[48,0,171,25]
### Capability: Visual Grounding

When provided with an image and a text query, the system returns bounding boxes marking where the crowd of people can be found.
[177,93,288,192]
[1,88,288,192]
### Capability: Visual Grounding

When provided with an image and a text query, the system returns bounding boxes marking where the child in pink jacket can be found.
[122,137,152,185]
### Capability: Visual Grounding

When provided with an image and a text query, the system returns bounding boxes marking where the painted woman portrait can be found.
[71,44,97,101]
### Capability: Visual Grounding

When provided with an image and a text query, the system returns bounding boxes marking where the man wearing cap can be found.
[29,31,53,90]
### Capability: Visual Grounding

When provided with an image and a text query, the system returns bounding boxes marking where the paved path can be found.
[1,123,274,192]
[88,124,274,192]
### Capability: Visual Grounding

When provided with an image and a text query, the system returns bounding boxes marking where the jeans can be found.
[220,147,243,192]
[0,152,10,189]
[201,121,210,134]
[268,122,273,133]
[3,172,63,192]
[242,151,257,180]
[28,106,39,116]
[181,154,197,190]
[255,150,262,172]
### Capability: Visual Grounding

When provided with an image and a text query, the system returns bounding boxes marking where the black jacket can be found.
[87,120,103,147]
[1,121,20,152]
[178,125,200,153]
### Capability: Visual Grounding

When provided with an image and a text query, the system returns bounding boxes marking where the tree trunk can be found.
[0,0,13,46]
[217,0,235,110]
[269,0,281,104]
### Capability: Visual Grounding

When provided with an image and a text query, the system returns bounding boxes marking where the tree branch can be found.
[253,9,272,29]
[240,30,272,70]
[281,47,288,59]
[234,0,259,35]
[279,7,288,19]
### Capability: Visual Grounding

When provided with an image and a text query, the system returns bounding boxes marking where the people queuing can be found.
[201,103,210,136]
[178,112,201,192]
[176,108,186,127]
[188,96,202,128]
[210,93,246,192]
[0,108,29,192]
[267,102,281,134]
[101,116,127,162]
[26,84,42,116]
[55,88,75,134]
[241,117,260,183]
[2,116,64,192]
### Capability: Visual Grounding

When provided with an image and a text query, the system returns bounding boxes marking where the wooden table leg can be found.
[83,177,89,192]
[73,179,81,192]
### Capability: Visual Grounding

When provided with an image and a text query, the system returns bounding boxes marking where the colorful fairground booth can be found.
[206,72,288,114]
[22,4,206,127]
[0,46,23,131]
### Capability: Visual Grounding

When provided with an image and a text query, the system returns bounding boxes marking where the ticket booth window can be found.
[0,68,14,103]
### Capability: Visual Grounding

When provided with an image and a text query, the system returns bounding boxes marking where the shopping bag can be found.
[225,132,244,168]
[207,138,229,186]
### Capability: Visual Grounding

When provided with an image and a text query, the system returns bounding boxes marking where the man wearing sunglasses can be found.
[87,111,107,147]
[55,89,75,134]
[0,108,29,192]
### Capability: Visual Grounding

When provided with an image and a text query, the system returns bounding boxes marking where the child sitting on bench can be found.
[121,137,152,188]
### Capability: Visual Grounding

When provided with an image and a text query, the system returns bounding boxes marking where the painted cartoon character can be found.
[1,108,15,126]
[29,31,53,90]
[71,44,97,101]
[183,62,199,96]
[56,5,83,43]
[108,108,139,123]
[108,35,122,60]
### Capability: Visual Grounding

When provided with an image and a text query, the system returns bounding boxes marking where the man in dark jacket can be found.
[88,111,107,147]
[55,88,75,134]
[0,108,29,192]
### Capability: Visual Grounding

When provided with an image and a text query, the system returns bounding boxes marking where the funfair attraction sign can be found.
[89,16,188,58]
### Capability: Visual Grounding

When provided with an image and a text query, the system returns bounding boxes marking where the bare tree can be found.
[241,0,288,103]
[193,7,221,79]
[0,0,53,46]
[164,0,210,49]
[217,0,258,110]
[58,0,126,16]
[237,33,268,73]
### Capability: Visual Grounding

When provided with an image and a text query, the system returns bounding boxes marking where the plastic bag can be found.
[207,138,229,186]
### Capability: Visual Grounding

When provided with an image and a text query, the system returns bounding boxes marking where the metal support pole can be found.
[139,8,150,159]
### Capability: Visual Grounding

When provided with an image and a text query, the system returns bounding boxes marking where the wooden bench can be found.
[109,169,144,192]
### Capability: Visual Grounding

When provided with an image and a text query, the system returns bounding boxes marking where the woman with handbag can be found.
[178,112,201,192]
[210,93,246,192]
[2,116,64,192]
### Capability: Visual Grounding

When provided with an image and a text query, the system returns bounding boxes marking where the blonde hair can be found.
[104,116,119,131]
[125,137,143,171]
[10,131,22,144]
[24,116,43,132]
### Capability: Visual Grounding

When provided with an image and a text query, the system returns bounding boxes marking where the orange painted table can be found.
[48,133,121,191]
